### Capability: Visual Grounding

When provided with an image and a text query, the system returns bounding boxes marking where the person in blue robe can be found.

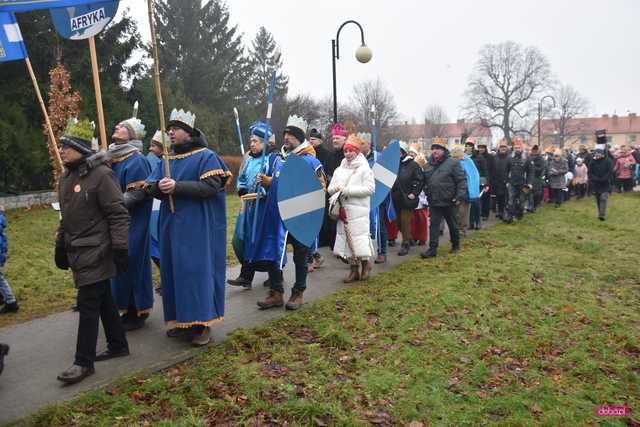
[257,115,326,311]
[146,131,167,272]
[228,122,286,289]
[145,109,230,347]
[108,117,153,331]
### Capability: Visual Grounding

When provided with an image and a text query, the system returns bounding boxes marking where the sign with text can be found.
[49,0,118,40]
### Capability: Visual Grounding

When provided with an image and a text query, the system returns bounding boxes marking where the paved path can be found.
[0,219,494,425]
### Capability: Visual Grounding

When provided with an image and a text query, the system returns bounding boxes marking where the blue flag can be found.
[0,11,26,62]
[0,0,100,12]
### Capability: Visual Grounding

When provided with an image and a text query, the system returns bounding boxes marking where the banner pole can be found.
[88,36,108,151]
[147,0,175,213]
[24,56,63,172]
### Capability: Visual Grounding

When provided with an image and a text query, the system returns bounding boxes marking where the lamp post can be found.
[538,95,556,149]
[332,20,372,123]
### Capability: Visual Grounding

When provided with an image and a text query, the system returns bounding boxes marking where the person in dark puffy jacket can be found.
[391,141,424,256]
[477,143,495,220]
[505,137,534,221]
[492,140,511,220]
[588,145,614,220]
[528,145,546,212]
[421,138,467,258]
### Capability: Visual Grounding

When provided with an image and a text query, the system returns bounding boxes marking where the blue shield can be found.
[277,155,325,248]
[371,141,401,209]
[49,0,119,40]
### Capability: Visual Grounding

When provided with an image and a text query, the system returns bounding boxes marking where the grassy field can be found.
[0,195,240,328]
[27,193,640,426]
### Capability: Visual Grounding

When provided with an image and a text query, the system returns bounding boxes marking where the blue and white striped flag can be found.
[0,11,26,62]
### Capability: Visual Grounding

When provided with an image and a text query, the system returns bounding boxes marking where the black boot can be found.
[421,248,437,259]
[398,243,410,256]
[0,301,19,315]
[227,276,252,289]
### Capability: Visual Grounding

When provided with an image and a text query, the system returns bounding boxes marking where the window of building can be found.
[606,136,613,144]
[580,135,588,145]
[629,135,637,144]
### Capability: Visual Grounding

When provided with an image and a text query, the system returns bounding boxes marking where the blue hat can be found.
[248,121,271,140]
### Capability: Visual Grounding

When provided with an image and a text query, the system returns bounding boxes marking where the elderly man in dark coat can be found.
[421,138,467,258]
[55,119,130,385]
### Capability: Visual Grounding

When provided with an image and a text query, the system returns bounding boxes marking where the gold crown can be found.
[432,136,447,146]
[285,115,308,133]
[356,132,372,144]
[169,108,196,128]
[152,130,169,145]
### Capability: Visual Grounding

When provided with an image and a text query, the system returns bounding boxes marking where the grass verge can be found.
[0,195,240,328]
[28,194,640,426]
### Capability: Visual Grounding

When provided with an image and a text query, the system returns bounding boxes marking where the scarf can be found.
[340,152,368,170]
[108,139,142,160]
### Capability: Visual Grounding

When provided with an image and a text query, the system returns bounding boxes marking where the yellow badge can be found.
[74,184,81,193]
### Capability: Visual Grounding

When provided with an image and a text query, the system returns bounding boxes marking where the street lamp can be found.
[538,95,556,148]
[332,20,372,123]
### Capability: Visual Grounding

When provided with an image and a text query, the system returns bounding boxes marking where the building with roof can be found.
[383,119,493,150]
[534,113,640,150]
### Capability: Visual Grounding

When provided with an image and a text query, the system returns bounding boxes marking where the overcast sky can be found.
[119,0,639,123]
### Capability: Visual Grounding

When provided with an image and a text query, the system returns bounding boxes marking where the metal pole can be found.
[538,102,542,148]
[332,20,368,124]
[332,39,338,124]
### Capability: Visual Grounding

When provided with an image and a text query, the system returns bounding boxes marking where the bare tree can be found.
[423,104,449,138]
[463,41,552,145]
[350,78,398,129]
[550,84,591,148]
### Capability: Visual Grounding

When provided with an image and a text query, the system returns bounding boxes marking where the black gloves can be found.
[113,249,129,273]
[55,245,69,270]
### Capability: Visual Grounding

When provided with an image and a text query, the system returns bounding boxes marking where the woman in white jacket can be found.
[328,134,376,283]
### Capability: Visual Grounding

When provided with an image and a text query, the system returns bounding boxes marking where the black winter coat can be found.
[471,152,488,184]
[588,157,614,193]
[530,155,546,192]
[324,149,344,183]
[56,153,129,287]
[391,156,424,210]
[509,153,534,187]
[423,155,467,207]
[492,153,510,196]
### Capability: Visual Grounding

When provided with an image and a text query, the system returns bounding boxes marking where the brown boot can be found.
[257,290,284,310]
[343,264,360,283]
[285,289,304,311]
[360,260,373,281]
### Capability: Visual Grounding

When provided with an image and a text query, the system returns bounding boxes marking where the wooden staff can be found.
[24,57,63,172]
[147,0,175,213]
[87,36,108,151]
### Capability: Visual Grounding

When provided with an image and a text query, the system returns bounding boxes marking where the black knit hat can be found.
[59,136,93,156]
[308,128,323,140]
[284,125,306,144]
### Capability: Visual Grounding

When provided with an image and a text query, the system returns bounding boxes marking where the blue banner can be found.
[0,0,101,12]
[49,0,118,40]
[0,11,26,62]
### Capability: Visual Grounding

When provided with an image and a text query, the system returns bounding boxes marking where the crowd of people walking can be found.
[0,109,637,386]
